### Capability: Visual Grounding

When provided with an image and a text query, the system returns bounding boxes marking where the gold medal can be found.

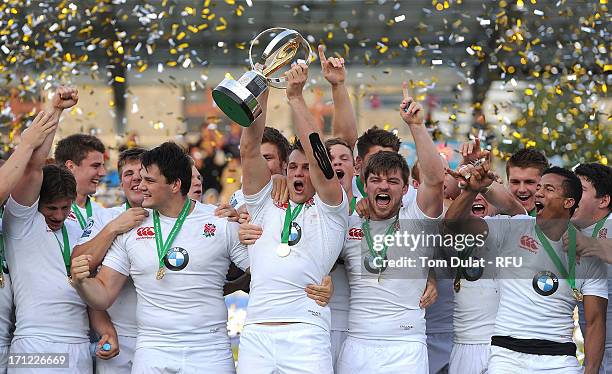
[0,273,4,289]
[453,278,461,293]
[572,288,583,302]
[156,267,165,280]
[277,243,291,257]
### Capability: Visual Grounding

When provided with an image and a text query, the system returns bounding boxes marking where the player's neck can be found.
[584,209,610,228]
[127,198,142,208]
[536,217,569,242]
[156,195,193,218]
[75,193,89,208]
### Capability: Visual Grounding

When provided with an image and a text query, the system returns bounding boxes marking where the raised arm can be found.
[583,295,607,374]
[400,83,444,217]
[240,89,272,195]
[286,64,343,205]
[11,86,78,206]
[458,140,525,216]
[319,45,357,149]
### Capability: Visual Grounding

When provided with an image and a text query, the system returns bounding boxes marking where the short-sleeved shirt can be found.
[4,197,88,343]
[103,201,248,348]
[244,180,348,332]
[341,200,439,343]
[487,216,608,343]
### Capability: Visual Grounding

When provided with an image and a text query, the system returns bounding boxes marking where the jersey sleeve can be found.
[579,257,608,299]
[3,196,40,239]
[400,198,443,221]
[315,189,349,232]
[244,180,273,221]
[226,221,249,271]
[102,233,130,276]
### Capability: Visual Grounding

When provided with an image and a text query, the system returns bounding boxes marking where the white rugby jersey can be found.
[78,204,138,338]
[577,217,612,349]
[103,200,248,348]
[0,218,14,347]
[341,200,438,343]
[4,196,88,343]
[488,216,607,343]
[244,180,348,331]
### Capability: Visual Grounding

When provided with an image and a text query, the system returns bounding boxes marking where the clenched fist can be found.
[71,255,93,284]
[52,86,79,110]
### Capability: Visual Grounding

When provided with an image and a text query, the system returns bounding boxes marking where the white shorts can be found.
[0,345,9,374]
[8,337,91,374]
[427,332,452,374]
[237,323,332,374]
[488,345,581,374]
[449,343,490,374]
[132,343,235,374]
[331,330,347,372]
[336,336,428,374]
[95,335,136,374]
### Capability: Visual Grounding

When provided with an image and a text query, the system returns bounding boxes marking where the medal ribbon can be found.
[0,207,4,276]
[349,196,357,215]
[153,199,191,271]
[362,217,398,260]
[591,214,609,238]
[71,198,93,229]
[125,201,131,210]
[528,208,537,217]
[453,246,476,291]
[280,202,304,244]
[356,176,367,198]
[535,223,577,293]
[52,225,71,276]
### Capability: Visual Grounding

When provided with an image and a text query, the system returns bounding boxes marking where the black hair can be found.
[542,166,582,216]
[574,163,612,210]
[40,165,77,206]
[141,142,191,196]
[54,134,106,166]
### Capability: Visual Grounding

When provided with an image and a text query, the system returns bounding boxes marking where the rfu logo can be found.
[348,228,363,240]
[519,235,538,253]
[136,226,155,239]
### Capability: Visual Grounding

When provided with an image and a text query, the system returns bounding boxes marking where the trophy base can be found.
[212,72,267,127]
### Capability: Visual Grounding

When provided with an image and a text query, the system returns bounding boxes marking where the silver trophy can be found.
[212,28,312,127]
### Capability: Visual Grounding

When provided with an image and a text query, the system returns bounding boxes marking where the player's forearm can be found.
[0,142,36,202]
[409,124,444,187]
[240,95,271,195]
[289,96,342,204]
[584,318,605,374]
[88,308,117,337]
[331,82,357,149]
[71,224,121,270]
[483,181,526,216]
[73,278,113,311]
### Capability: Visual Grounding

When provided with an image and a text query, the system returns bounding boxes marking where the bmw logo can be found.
[462,257,484,281]
[288,222,302,246]
[164,247,189,271]
[532,270,559,296]
[363,254,387,274]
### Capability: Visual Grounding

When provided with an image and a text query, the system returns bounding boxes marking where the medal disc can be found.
[277,243,291,257]
[156,267,165,280]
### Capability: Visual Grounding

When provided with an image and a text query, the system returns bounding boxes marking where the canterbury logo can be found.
[348,228,363,240]
[519,235,538,253]
[136,227,155,239]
